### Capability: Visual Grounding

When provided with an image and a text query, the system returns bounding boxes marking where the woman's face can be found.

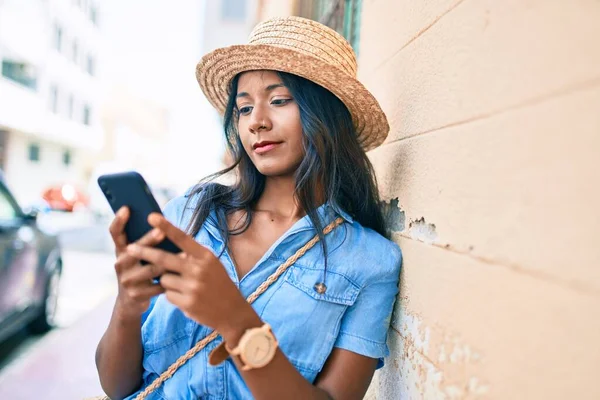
[236,70,304,177]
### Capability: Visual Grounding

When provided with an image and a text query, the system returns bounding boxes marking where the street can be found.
[0,212,118,399]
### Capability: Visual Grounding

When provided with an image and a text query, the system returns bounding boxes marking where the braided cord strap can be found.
[133,217,345,400]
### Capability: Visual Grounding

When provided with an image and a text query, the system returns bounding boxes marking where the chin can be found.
[256,165,290,177]
[254,161,297,177]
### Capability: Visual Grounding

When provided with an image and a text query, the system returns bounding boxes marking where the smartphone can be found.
[97,171,181,262]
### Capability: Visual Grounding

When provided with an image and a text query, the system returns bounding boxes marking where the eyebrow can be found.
[236,83,286,99]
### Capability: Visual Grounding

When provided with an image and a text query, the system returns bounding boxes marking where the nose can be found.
[248,107,272,134]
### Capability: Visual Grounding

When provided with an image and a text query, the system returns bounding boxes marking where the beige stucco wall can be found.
[360,0,600,399]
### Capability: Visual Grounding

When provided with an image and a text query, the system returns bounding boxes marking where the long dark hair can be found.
[184,71,387,263]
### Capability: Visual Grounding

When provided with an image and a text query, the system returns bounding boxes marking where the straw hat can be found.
[196,16,389,151]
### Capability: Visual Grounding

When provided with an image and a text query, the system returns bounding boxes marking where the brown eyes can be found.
[237,99,292,116]
[271,99,291,106]
[239,106,252,115]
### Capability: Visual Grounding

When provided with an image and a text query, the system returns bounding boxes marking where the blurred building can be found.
[203,0,258,54]
[201,0,258,173]
[95,86,171,186]
[0,0,104,205]
[85,85,172,215]
[183,0,258,184]
[256,1,600,399]
[256,0,360,49]
[98,0,257,195]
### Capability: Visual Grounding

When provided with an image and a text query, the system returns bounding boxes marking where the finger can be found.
[115,251,140,275]
[125,283,165,302]
[136,227,165,246]
[121,262,166,285]
[148,213,209,258]
[164,289,187,309]
[127,244,185,273]
[115,228,166,269]
[109,207,129,252]
[115,229,165,272]
[159,272,186,293]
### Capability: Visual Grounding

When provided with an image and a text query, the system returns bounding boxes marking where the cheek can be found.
[288,133,304,160]
[281,108,304,146]
[237,124,253,152]
[288,122,305,158]
[275,111,304,165]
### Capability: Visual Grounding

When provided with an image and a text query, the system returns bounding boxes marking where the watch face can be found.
[244,332,275,367]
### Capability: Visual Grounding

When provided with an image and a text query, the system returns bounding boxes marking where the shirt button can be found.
[314,282,327,294]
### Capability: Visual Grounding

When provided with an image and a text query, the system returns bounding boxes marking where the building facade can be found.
[0,0,104,205]
[256,1,600,399]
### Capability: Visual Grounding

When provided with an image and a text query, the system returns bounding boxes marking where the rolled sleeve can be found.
[334,272,400,368]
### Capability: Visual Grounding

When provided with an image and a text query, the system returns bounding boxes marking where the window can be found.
[83,105,91,125]
[50,85,59,113]
[28,143,40,162]
[86,55,95,75]
[1,60,37,89]
[90,5,98,25]
[68,94,74,119]
[72,40,79,64]
[221,0,246,21]
[54,23,63,52]
[0,188,18,220]
[302,0,363,54]
[63,149,72,166]
[318,0,345,33]
[343,0,362,53]
[0,130,7,171]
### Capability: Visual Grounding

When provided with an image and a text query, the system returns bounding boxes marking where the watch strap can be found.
[208,342,229,366]
[208,323,275,367]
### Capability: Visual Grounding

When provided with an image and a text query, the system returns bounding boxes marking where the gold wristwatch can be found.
[224,323,278,371]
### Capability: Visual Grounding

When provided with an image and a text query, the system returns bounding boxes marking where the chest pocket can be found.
[260,264,360,380]
[141,296,196,376]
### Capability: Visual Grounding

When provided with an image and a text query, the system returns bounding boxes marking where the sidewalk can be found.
[0,296,116,399]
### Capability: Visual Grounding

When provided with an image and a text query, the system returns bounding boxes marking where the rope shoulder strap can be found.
[99,216,343,400]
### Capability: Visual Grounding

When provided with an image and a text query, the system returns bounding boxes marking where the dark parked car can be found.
[0,177,62,343]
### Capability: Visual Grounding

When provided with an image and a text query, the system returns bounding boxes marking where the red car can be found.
[42,184,89,212]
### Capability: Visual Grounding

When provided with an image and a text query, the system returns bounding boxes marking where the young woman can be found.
[95,16,402,400]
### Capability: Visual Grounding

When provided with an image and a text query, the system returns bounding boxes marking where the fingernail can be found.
[127,244,139,254]
[152,229,164,239]
[149,213,162,225]
[117,207,127,217]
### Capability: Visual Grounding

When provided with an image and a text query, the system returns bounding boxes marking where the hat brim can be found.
[196,44,389,151]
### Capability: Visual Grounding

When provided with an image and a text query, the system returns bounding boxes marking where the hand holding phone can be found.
[98,171,181,261]
[108,209,167,316]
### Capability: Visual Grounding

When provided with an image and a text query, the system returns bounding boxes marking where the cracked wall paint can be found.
[381,197,406,234]
[379,305,489,399]
[380,197,442,246]
[408,217,439,244]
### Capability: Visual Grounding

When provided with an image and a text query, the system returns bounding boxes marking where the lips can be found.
[253,141,282,154]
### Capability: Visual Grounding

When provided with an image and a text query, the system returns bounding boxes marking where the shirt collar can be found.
[327,203,353,224]
[184,186,353,224]
[198,202,353,245]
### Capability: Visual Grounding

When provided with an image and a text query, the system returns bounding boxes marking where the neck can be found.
[254,175,303,219]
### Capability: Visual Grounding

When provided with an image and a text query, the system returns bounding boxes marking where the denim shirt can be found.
[124,193,402,400]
